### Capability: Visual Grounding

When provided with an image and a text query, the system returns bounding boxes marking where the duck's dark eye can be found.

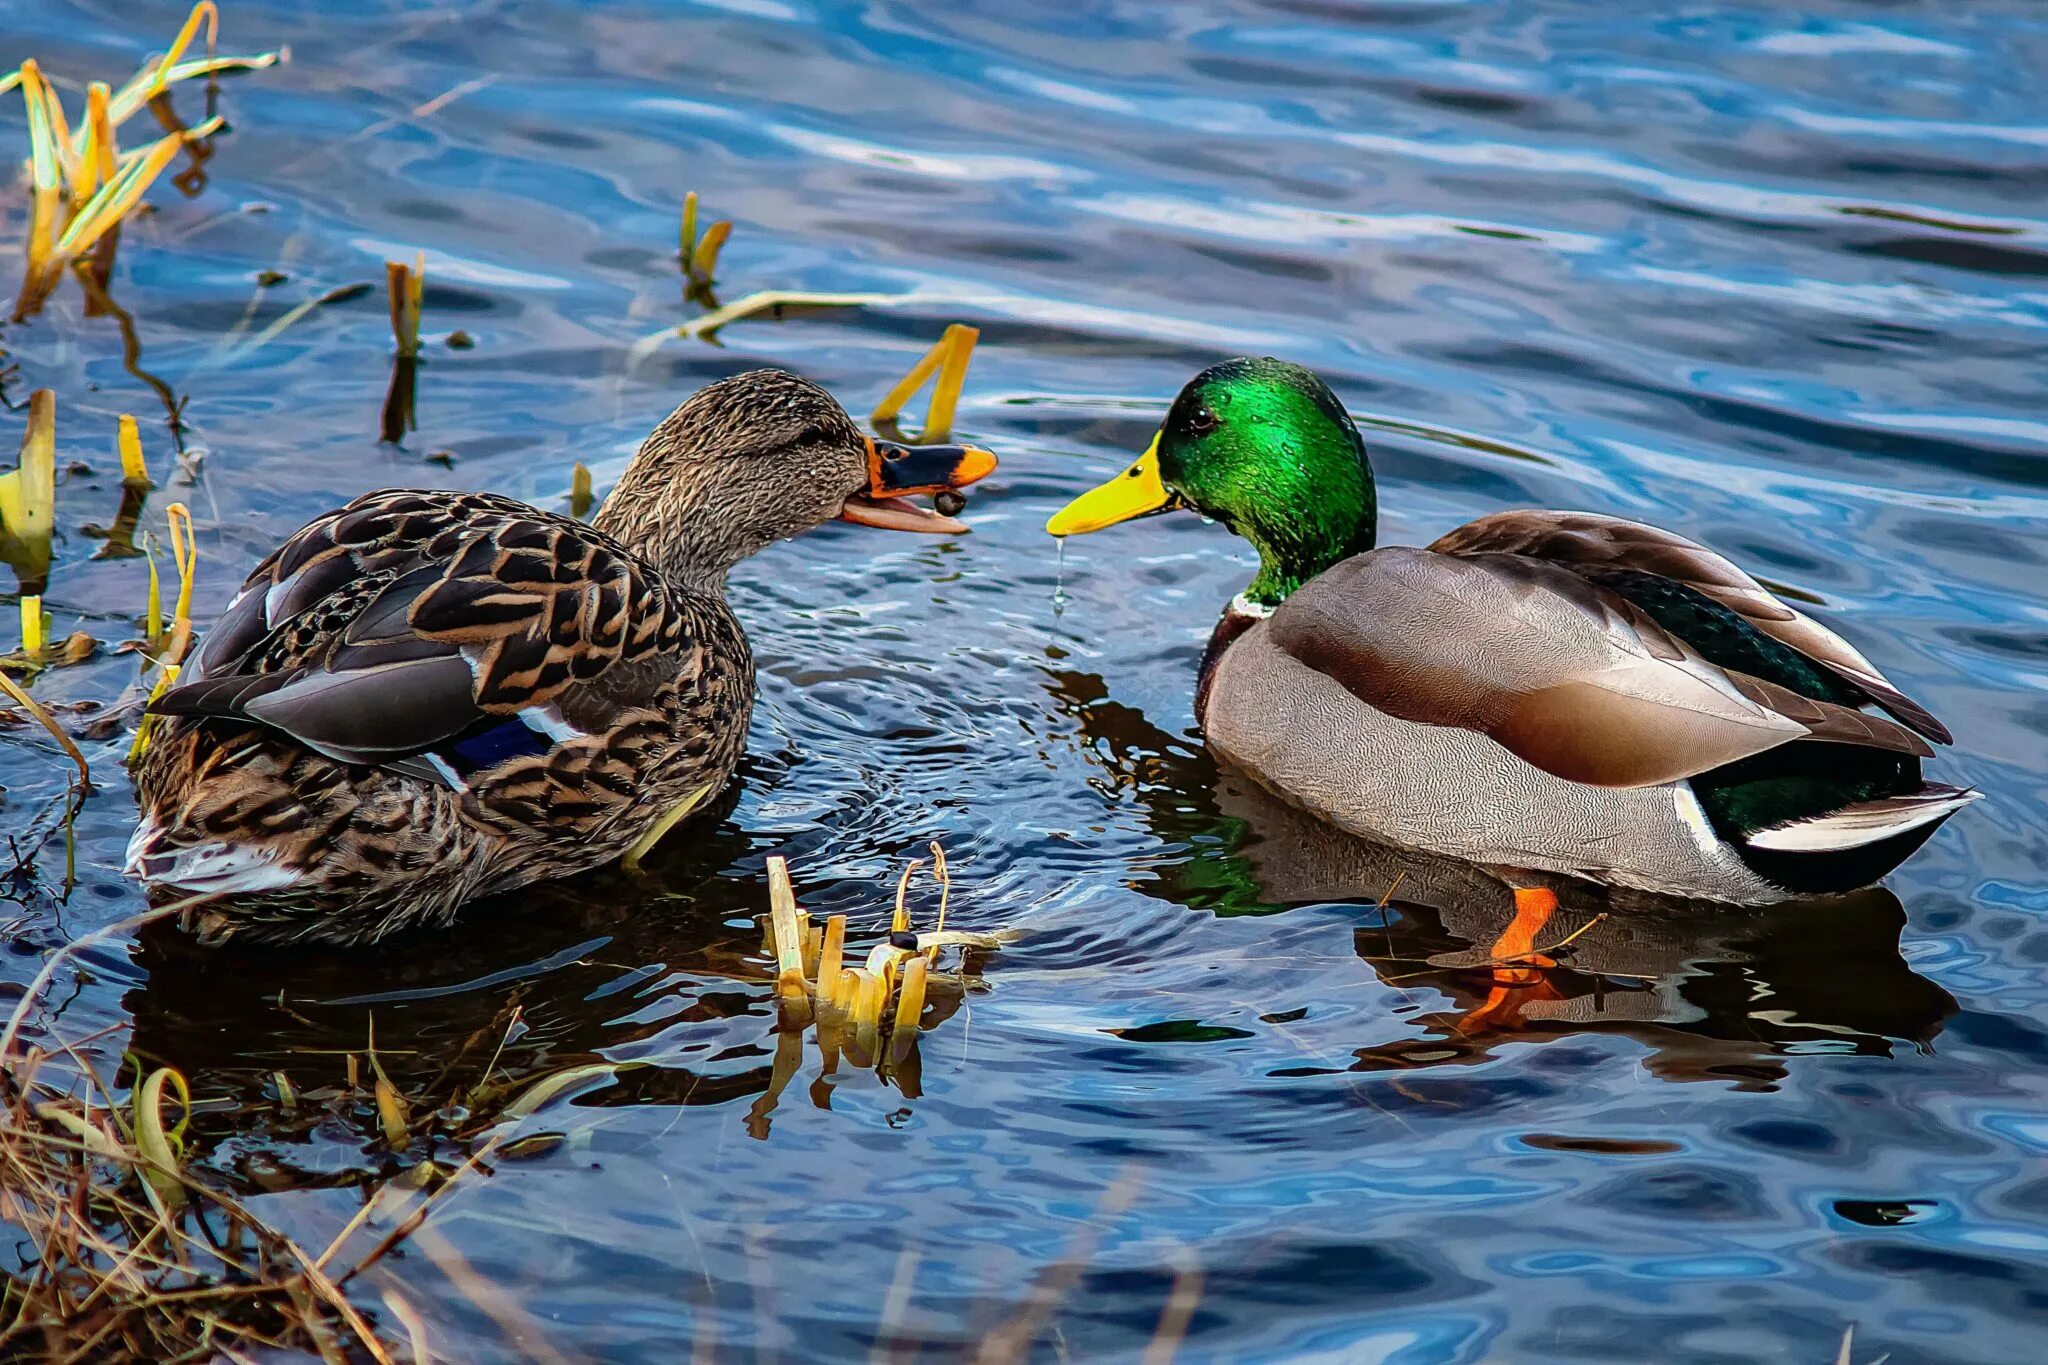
[1187,406,1219,436]
[884,445,907,461]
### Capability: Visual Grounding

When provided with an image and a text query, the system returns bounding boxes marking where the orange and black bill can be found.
[840,437,998,533]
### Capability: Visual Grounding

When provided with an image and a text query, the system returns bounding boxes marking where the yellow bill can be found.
[1045,432,1179,536]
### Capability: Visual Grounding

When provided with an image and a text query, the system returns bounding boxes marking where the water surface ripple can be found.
[4,1,2047,1361]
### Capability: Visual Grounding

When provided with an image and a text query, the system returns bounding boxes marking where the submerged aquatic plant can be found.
[4,3,283,320]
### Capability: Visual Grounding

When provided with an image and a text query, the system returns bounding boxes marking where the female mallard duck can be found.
[129,370,995,945]
[1047,357,1975,904]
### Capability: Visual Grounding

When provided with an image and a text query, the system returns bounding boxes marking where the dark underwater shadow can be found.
[1043,664,1956,1093]
[116,776,967,1188]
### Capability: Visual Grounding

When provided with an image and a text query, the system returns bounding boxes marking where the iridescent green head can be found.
[1047,357,1377,606]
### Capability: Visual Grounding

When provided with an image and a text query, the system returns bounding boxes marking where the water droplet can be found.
[1051,537,1069,611]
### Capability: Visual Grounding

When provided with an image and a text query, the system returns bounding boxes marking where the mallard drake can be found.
[129,369,995,945]
[1047,357,1975,904]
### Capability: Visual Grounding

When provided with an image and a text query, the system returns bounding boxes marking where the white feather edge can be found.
[1744,788,1981,853]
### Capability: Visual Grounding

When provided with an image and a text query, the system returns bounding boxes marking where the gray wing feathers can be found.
[1430,509,1950,744]
[1268,547,1921,790]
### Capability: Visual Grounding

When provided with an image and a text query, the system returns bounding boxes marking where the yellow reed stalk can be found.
[80,82,115,202]
[870,323,979,442]
[569,461,593,517]
[930,840,951,936]
[818,914,846,994]
[19,595,45,656]
[892,857,923,935]
[766,855,812,1025]
[894,957,928,1037]
[765,856,805,979]
[146,2,220,106]
[851,969,884,1057]
[680,191,732,284]
[386,253,424,357]
[690,220,731,281]
[143,535,163,651]
[18,61,80,196]
[128,660,179,764]
[50,116,223,266]
[673,289,895,341]
[165,502,196,632]
[117,414,150,487]
[0,390,56,587]
[14,63,65,312]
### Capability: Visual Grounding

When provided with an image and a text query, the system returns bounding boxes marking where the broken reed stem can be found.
[117,414,150,487]
[164,501,196,649]
[680,190,731,289]
[0,388,57,590]
[569,461,593,518]
[870,324,979,443]
[386,254,424,358]
[19,594,45,656]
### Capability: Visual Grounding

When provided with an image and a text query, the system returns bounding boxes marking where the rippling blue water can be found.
[4,1,2048,1360]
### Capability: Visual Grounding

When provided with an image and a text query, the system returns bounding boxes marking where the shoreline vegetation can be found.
[0,855,1023,1361]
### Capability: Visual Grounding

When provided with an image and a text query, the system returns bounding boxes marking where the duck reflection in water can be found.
[1045,666,1954,1091]
[115,787,977,1191]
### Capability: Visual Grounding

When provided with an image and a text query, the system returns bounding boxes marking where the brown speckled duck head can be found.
[595,369,997,590]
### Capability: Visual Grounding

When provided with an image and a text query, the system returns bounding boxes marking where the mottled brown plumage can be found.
[129,370,995,945]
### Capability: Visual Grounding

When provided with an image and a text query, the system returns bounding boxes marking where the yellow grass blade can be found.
[51,117,223,264]
[680,191,698,264]
[620,779,714,871]
[17,62,62,191]
[165,502,196,631]
[144,535,163,650]
[150,2,221,104]
[117,414,150,487]
[127,663,179,764]
[132,1066,190,1211]
[689,220,731,280]
[0,667,91,785]
[80,82,115,202]
[100,48,280,133]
